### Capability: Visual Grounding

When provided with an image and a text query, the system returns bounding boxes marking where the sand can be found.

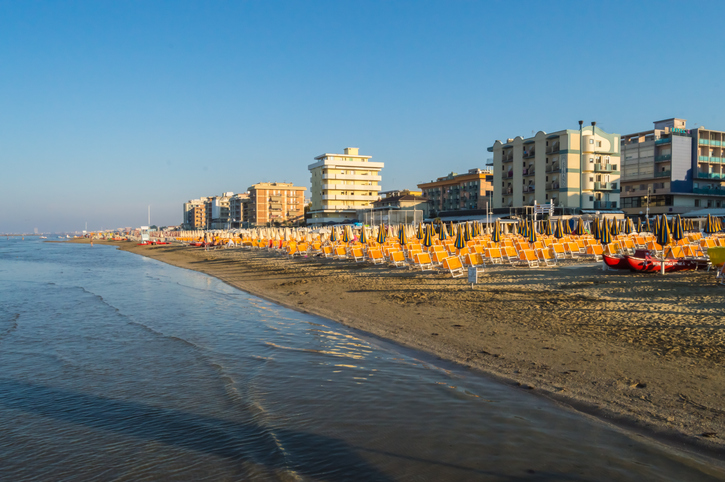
[72,239,725,458]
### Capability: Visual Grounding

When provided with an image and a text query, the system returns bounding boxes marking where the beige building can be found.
[229,192,250,228]
[488,123,621,212]
[247,182,306,226]
[183,197,209,230]
[308,147,384,224]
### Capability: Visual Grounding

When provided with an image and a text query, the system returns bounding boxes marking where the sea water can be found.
[0,238,722,481]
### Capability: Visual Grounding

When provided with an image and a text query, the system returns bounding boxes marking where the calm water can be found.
[0,238,722,481]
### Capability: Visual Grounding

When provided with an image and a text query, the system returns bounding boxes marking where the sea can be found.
[0,237,722,481]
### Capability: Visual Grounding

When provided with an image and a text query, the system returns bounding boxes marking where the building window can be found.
[589,196,594,201]
[598,141,602,147]
[589,139,594,144]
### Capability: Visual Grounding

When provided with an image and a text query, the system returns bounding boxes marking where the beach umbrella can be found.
[417,223,425,240]
[463,223,472,242]
[545,219,553,236]
[601,219,612,245]
[623,218,633,235]
[453,225,466,250]
[592,218,601,241]
[653,216,661,237]
[657,214,671,246]
[359,226,368,244]
[341,226,350,243]
[704,214,714,235]
[472,221,480,238]
[671,214,684,242]
[398,224,407,246]
[439,223,448,241]
[645,217,652,233]
[528,219,537,244]
[575,217,585,236]
[376,225,386,244]
[610,217,620,236]
[492,219,501,243]
[563,219,572,235]
[554,219,564,239]
[636,217,642,233]
[423,224,433,248]
[330,227,338,243]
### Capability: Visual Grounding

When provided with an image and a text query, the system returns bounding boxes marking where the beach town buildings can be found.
[307,147,384,224]
[208,192,235,229]
[367,189,429,224]
[182,197,209,230]
[620,118,725,216]
[229,192,250,228]
[488,123,621,213]
[246,182,306,226]
[417,168,494,217]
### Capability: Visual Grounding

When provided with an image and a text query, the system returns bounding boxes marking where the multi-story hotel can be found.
[229,192,250,228]
[307,147,384,224]
[418,168,494,215]
[183,197,209,230]
[247,182,306,226]
[488,124,621,212]
[620,118,725,216]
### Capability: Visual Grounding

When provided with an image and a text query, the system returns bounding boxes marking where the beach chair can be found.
[442,256,466,278]
[587,244,604,261]
[334,246,348,260]
[286,244,298,258]
[646,241,663,256]
[350,247,365,263]
[321,246,334,258]
[431,250,448,266]
[575,239,587,254]
[564,242,579,258]
[389,250,408,268]
[503,246,520,266]
[294,243,308,257]
[683,245,706,259]
[485,247,504,264]
[519,249,540,268]
[464,252,485,269]
[551,243,568,260]
[413,252,435,271]
[664,246,685,259]
[367,247,385,265]
[536,248,557,266]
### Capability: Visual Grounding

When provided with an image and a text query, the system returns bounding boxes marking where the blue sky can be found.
[2,1,723,232]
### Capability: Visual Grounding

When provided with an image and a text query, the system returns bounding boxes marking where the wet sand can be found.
[73,239,725,457]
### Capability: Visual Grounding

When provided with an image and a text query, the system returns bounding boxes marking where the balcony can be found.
[322,184,382,191]
[697,172,723,180]
[546,143,560,154]
[523,185,535,193]
[322,194,378,201]
[655,154,671,162]
[322,173,382,182]
[655,138,672,145]
[654,170,671,178]
[593,163,615,172]
[506,171,514,178]
[523,169,536,177]
[546,163,560,173]
[546,182,560,191]
[502,155,513,163]
[522,150,536,159]
[593,201,617,209]
[713,141,722,146]
[505,188,513,194]
[593,182,614,190]
[699,139,710,145]
[693,187,725,195]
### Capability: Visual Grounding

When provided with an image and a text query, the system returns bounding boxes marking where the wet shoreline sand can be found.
[72,239,725,460]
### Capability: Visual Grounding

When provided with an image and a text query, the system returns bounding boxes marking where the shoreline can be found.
[71,239,725,461]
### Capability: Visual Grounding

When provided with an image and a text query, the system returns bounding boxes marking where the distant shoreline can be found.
[71,238,725,464]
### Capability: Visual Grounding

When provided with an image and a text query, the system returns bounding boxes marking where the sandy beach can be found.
[73,239,725,457]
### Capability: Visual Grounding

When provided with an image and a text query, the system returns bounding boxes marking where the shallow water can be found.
[0,238,722,481]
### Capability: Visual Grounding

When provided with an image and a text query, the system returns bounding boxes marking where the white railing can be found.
[322,184,382,191]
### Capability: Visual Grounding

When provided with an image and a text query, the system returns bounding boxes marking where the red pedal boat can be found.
[604,249,708,273]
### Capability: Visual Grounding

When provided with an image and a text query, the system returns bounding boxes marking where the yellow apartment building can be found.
[307,147,384,224]
[488,123,621,213]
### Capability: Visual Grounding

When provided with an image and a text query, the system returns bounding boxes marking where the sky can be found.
[2,0,724,232]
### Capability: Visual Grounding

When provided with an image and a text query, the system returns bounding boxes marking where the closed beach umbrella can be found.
[439,223,448,241]
[610,217,620,236]
[342,226,350,244]
[492,219,501,243]
[464,223,472,242]
[417,223,425,240]
[472,221,480,238]
[528,219,537,244]
[624,218,633,235]
[636,217,642,233]
[575,217,585,236]
[376,225,386,244]
[601,219,612,245]
[398,224,407,246]
[423,224,433,248]
[359,226,368,244]
[330,227,338,243]
[545,219,553,236]
[555,219,564,239]
[653,216,661,237]
[672,215,684,242]
[657,215,671,246]
[704,214,714,235]
[645,217,652,233]
[454,225,466,250]
[592,218,601,241]
[564,219,572,235]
